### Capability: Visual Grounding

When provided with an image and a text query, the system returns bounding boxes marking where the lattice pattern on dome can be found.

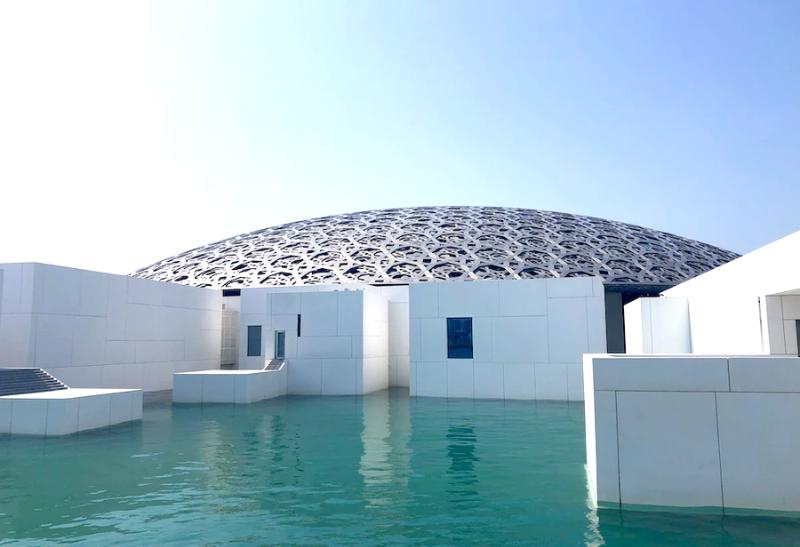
[132,207,739,288]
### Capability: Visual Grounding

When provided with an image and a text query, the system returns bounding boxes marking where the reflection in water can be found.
[2,393,800,544]
[446,423,480,508]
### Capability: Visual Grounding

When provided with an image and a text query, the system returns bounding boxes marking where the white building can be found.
[586,229,800,514]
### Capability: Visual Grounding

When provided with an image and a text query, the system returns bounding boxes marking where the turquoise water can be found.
[2,390,800,545]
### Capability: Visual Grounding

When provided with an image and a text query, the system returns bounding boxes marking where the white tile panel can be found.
[201,374,236,402]
[728,357,800,392]
[417,361,447,397]
[72,317,106,366]
[79,270,109,316]
[472,317,493,362]
[297,336,352,359]
[502,363,535,399]
[127,277,164,306]
[497,279,547,316]
[300,292,338,337]
[271,292,302,315]
[446,359,474,398]
[546,298,589,364]
[77,394,111,431]
[322,359,359,395]
[35,264,81,314]
[566,362,584,402]
[717,392,800,511]
[11,399,48,435]
[287,359,322,395]
[409,283,438,318]
[420,318,446,361]
[337,292,364,336]
[0,314,34,366]
[592,356,730,392]
[473,362,503,399]
[492,316,548,363]
[172,373,203,403]
[546,277,595,298]
[616,391,722,508]
[240,288,269,315]
[534,363,569,400]
[586,390,620,504]
[0,400,11,433]
[34,314,74,367]
[438,280,498,318]
[782,296,800,320]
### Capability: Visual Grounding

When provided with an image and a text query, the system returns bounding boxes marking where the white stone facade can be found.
[585,354,800,512]
[409,277,607,400]
[173,368,287,404]
[237,285,390,395]
[0,388,143,436]
[0,263,221,391]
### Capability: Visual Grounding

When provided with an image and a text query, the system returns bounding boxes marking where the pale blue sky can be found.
[1,1,798,273]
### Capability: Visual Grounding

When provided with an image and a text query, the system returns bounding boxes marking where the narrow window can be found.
[297,314,302,337]
[796,320,800,357]
[275,331,286,360]
[247,325,262,357]
[447,317,473,359]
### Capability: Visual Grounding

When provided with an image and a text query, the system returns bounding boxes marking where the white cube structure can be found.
[0,388,143,436]
[236,285,390,395]
[584,354,800,513]
[0,263,222,392]
[409,277,607,401]
[173,368,287,404]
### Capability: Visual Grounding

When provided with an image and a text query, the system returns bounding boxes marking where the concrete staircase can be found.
[0,368,68,396]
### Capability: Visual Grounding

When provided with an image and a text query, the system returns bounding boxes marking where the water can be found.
[1,389,799,545]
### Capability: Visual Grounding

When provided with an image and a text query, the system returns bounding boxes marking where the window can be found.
[275,331,286,360]
[297,314,302,337]
[247,325,262,357]
[447,317,473,359]
[796,320,800,357]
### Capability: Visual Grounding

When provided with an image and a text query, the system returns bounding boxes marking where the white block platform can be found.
[584,354,800,514]
[0,388,143,436]
[173,367,287,404]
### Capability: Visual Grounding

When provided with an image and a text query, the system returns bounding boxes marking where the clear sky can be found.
[1,1,798,274]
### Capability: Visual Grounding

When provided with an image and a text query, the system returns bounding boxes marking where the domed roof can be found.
[132,206,738,289]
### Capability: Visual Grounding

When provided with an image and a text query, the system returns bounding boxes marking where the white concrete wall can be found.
[238,285,389,395]
[374,285,410,387]
[657,229,800,356]
[409,277,606,401]
[585,354,800,513]
[624,297,691,353]
[0,263,221,391]
[764,295,800,356]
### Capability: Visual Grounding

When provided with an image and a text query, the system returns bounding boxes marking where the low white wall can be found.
[0,388,143,436]
[409,277,606,401]
[623,297,691,353]
[238,285,389,395]
[585,354,800,513]
[173,369,287,404]
[0,263,221,391]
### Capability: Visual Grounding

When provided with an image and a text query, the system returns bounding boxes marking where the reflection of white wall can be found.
[585,354,800,513]
[624,297,691,353]
[409,277,606,401]
[0,263,222,391]
[238,284,389,395]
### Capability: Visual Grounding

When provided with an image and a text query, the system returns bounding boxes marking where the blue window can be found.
[247,325,262,357]
[447,317,473,359]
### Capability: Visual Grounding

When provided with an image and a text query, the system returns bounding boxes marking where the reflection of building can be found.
[0,207,740,402]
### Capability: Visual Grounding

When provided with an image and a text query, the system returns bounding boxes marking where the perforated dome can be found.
[132,207,738,289]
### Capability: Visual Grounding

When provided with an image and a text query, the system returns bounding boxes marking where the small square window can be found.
[247,325,262,357]
[447,317,473,359]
